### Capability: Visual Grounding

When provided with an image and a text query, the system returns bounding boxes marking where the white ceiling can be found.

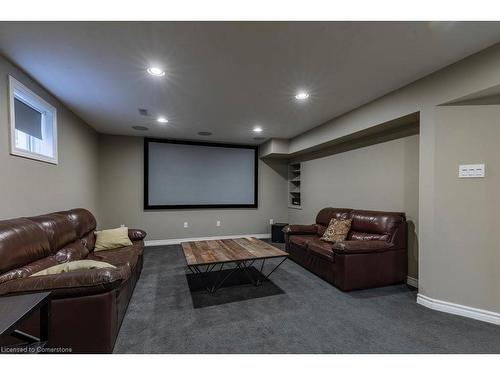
[1,22,500,144]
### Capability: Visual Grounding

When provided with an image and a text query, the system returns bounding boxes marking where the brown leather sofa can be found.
[283,208,407,291]
[0,208,146,353]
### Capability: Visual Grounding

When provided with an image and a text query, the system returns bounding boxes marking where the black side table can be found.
[0,292,51,354]
[271,223,289,243]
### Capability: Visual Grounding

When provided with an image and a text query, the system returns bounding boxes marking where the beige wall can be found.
[426,105,500,312]
[288,135,419,279]
[0,56,99,220]
[264,43,500,315]
[97,135,289,241]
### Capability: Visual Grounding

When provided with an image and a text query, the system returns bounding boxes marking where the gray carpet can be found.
[114,242,500,353]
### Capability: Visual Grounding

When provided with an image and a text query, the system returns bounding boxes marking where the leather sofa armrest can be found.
[128,229,147,241]
[332,240,394,254]
[0,266,130,298]
[390,221,408,250]
[282,224,317,235]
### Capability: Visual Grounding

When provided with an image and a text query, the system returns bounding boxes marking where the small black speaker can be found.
[271,223,289,243]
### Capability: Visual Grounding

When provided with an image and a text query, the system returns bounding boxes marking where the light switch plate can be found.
[459,164,485,178]
[183,222,189,228]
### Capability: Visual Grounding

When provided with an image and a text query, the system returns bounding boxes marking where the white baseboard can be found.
[145,233,271,247]
[417,294,500,325]
[406,276,419,288]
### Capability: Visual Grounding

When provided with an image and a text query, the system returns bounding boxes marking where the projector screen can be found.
[144,138,258,209]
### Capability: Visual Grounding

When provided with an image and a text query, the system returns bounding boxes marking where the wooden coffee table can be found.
[181,237,288,293]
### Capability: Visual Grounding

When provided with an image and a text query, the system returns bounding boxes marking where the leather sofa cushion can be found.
[30,260,116,277]
[0,256,58,284]
[307,239,334,262]
[0,266,130,298]
[350,210,405,236]
[56,208,97,238]
[332,240,393,254]
[289,234,318,248]
[347,231,389,241]
[88,242,142,269]
[54,241,90,263]
[0,218,51,274]
[315,208,352,227]
[81,231,96,252]
[0,241,89,284]
[27,214,77,253]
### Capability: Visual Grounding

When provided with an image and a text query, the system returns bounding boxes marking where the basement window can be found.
[9,76,58,164]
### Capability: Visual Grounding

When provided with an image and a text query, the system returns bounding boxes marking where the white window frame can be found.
[8,76,58,164]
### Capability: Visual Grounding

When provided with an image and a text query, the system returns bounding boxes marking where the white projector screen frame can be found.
[144,138,258,209]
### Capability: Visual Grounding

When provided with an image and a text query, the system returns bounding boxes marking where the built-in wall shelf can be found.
[288,162,302,209]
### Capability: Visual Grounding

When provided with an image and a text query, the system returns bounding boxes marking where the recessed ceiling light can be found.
[295,91,310,101]
[132,125,149,131]
[253,126,263,133]
[157,117,168,123]
[198,131,212,136]
[147,67,165,77]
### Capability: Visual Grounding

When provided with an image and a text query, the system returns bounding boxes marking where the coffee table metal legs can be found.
[187,257,287,293]
[188,263,240,293]
[237,257,288,286]
[254,257,288,286]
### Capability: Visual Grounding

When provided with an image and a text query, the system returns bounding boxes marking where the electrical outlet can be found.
[269,219,274,225]
[216,220,221,227]
[183,222,189,228]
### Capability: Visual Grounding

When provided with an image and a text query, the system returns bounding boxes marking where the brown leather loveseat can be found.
[0,208,146,353]
[283,208,407,291]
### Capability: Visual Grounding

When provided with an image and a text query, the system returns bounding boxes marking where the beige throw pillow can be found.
[320,218,352,243]
[94,227,133,251]
[30,260,116,277]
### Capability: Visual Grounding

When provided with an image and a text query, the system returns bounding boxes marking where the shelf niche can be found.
[288,162,302,209]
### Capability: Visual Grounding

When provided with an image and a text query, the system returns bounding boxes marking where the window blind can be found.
[14,98,43,140]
